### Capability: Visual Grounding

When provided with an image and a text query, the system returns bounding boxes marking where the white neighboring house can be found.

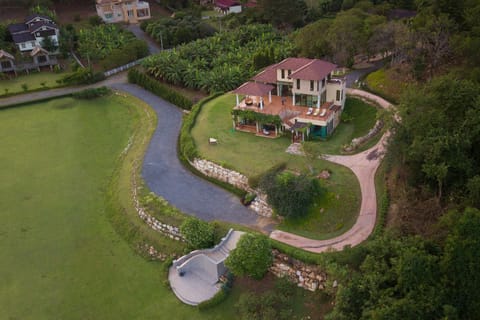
[8,14,59,52]
[215,0,242,14]
[96,0,151,24]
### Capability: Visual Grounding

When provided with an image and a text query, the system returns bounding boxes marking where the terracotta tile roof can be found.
[216,0,240,8]
[276,57,313,71]
[251,63,278,83]
[290,59,337,81]
[233,81,274,96]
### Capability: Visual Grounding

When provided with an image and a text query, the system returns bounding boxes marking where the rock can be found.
[318,170,331,180]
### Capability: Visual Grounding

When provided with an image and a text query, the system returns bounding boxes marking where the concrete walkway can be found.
[124,24,162,55]
[270,89,394,253]
[169,230,244,305]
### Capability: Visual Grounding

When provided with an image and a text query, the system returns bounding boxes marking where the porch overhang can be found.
[233,81,274,96]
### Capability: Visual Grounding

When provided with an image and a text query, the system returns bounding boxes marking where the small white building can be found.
[215,0,242,14]
[8,14,59,52]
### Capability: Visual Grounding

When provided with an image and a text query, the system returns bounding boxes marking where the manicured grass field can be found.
[191,94,361,239]
[0,95,242,319]
[0,71,68,95]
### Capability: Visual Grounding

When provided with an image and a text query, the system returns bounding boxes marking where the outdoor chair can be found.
[320,109,327,117]
[306,107,313,115]
[313,108,320,116]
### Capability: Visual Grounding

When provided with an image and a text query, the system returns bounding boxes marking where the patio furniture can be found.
[313,108,320,116]
[262,128,270,135]
[320,109,327,117]
[209,138,218,145]
[245,97,253,105]
[306,107,313,115]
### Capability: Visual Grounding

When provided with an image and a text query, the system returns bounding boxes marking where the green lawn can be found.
[0,71,68,96]
[365,67,408,103]
[191,94,361,239]
[0,95,243,319]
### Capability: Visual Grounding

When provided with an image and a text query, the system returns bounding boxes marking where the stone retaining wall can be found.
[132,160,184,241]
[269,249,328,292]
[191,158,273,217]
[344,119,384,152]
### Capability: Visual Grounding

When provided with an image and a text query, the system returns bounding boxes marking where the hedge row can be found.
[128,69,193,110]
[72,86,111,99]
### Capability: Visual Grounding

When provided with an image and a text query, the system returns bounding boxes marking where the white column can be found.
[268,91,272,103]
[256,122,259,132]
[236,94,239,106]
[292,94,295,105]
[260,97,264,109]
[317,93,320,108]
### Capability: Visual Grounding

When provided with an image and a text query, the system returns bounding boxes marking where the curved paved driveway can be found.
[270,89,394,252]
[111,83,263,227]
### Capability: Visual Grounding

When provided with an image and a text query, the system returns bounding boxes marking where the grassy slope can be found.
[0,72,68,95]
[191,94,361,239]
[365,67,408,103]
[0,95,237,320]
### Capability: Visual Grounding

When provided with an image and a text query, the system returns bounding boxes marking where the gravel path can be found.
[270,89,394,252]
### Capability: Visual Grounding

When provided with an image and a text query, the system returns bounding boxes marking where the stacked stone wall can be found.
[191,158,273,217]
[269,249,328,292]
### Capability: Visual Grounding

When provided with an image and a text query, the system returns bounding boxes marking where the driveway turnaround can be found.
[270,89,394,252]
[111,83,263,227]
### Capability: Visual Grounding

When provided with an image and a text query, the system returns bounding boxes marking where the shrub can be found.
[60,68,105,85]
[237,278,297,319]
[180,217,214,249]
[225,234,272,280]
[21,83,28,92]
[72,86,112,99]
[88,15,103,26]
[248,162,287,189]
[101,40,149,70]
[259,171,322,218]
[128,69,193,110]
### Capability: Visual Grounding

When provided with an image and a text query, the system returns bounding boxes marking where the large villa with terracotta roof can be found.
[232,57,346,141]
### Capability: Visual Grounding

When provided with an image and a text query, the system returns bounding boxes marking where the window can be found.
[1,61,12,69]
[336,90,340,101]
[310,80,314,91]
[341,90,344,100]
[296,79,300,90]
[31,41,36,47]
[37,32,40,36]
[288,69,291,77]
[127,10,134,17]
[322,79,325,87]
[21,43,26,49]
[281,69,285,79]
[105,13,113,19]
[317,81,319,91]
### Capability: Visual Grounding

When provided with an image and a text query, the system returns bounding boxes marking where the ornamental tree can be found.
[180,217,214,250]
[225,234,272,280]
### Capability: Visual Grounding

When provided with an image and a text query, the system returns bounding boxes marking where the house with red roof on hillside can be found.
[232,58,346,141]
[214,0,242,14]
